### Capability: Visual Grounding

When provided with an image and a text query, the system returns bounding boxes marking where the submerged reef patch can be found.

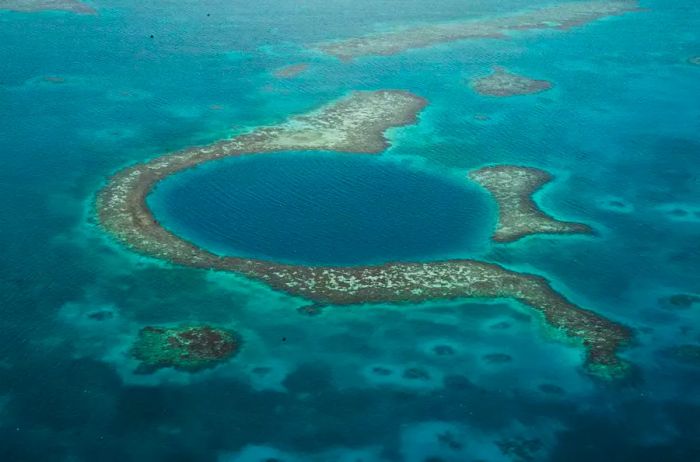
[97,91,630,378]
[469,165,594,243]
[0,0,95,14]
[314,1,640,60]
[664,293,700,309]
[130,325,240,373]
[597,196,634,213]
[470,67,552,97]
[496,437,543,462]
[482,353,513,364]
[655,203,700,223]
[272,63,310,79]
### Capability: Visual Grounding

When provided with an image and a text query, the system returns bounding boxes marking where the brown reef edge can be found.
[96,90,631,379]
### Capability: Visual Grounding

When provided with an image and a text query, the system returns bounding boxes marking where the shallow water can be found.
[1,0,699,461]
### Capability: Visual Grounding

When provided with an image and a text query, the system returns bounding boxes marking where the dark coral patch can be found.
[372,366,393,376]
[403,367,431,380]
[432,345,456,356]
[437,431,463,450]
[661,293,700,309]
[87,309,114,321]
[131,325,241,373]
[297,304,324,316]
[490,321,512,330]
[470,67,552,97]
[496,437,543,462]
[482,353,513,364]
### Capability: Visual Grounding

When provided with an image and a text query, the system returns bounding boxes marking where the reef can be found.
[663,293,700,309]
[297,303,324,316]
[130,325,240,373]
[273,63,309,79]
[314,1,640,60]
[470,67,552,97]
[372,366,393,376]
[97,91,630,378]
[657,204,700,223]
[688,56,700,66]
[432,345,456,356]
[403,367,431,380]
[598,196,634,213]
[496,437,543,462]
[437,431,463,450]
[490,321,512,330]
[0,0,95,14]
[482,353,513,364]
[469,165,594,243]
[86,309,114,321]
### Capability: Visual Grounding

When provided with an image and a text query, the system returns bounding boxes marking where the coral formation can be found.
[297,304,324,316]
[314,1,640,60]
[469,165,594,242]
[432,345,456,356]
[372,366,393,376]
[130,325,240,373]
[403,367,431,380]
[86,309,114,321]
[97,91,631,378]
[482,353,513,364]
[496,437,543,462]
[272,63,309,79]
[660,293,700,309]
[470,67,552,97]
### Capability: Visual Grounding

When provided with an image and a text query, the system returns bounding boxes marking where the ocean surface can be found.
[1,0,699,461]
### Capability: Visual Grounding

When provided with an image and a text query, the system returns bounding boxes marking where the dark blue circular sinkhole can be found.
[148,152,492,265]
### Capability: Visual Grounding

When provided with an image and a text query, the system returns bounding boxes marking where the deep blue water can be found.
[149,153,492,264]
[1,0,699,461]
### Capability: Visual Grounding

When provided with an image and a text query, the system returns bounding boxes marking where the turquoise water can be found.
[148,152,492,264]
[1,0,699,461]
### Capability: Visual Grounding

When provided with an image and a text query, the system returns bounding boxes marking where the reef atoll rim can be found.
[0,0,95,14]
[130,325,241,373]
[469,165,594,243]
[470,67,553,97]
[313,0,641,60]
[97,90,630,379]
